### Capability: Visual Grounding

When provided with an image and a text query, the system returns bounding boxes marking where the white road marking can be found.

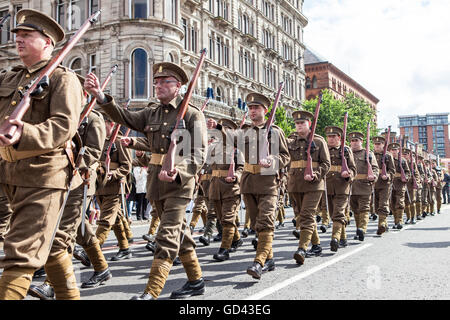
[245,243,373,300]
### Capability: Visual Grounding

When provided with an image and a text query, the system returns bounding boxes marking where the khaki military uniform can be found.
[190,164,213,231]
[326,145,357,242]
[390,154,411,225]
[99,91,207,299]
[287,132,330,253]
[208,125,244,254]
[95,133,132,249]
[373,147,396,233]
[417,159,427,216]
[0,184,12,241]
[405,156,421,222]
[0,59,83,300]
[350,148,379,235]
[434,167,444,213]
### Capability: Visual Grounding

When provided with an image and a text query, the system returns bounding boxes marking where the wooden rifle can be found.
[340,112,349,175]
[366,121,374,179]
[259,81,285,163]
[79,64,118,126]
[381,126,391,177]
[0,10,101,139]
[227,110,248,179]
[0,13,10,28]
[304,92,322,179]
[104,99,130,175]
[161,48,207,175]
[411,143,418,189]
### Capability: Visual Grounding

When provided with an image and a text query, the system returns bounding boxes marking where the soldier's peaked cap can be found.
[12,9,65,45]
[372,136,386,143]
[349,132,364,140]
[153,62,189,85]
[292,110,314,122]
[218,118,238,130]
[324,126,343,136]
[245,93,271,109]
[388,142,400,150]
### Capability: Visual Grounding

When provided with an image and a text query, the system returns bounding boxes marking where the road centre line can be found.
[245,243,373,300]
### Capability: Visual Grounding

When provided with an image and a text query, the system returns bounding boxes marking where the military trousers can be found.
[436,188,442,212]
[75,195,98,248]
[0,184,65,270]
[391,187,406,211]
[0,195,12,239]
[242,193,277,233]
[213,196,241,249]
[153,197,197,261]
[326,193,348,225]
[289,191,322,250]
[374,186,390,217]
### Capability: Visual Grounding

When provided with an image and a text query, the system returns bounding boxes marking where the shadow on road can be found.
[403,241,450,248]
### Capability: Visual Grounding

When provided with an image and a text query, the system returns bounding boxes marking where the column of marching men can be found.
[0,9,447,300]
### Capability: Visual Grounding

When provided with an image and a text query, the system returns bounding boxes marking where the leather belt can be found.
[290,160,319,169]
[329,165,342,172]
[150,153,165,166]
[212,170,229,178]
[244,163,261,174]
[200,174,211,181]
[355,174,369,180]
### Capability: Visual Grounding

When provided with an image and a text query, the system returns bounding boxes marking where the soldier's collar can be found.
[167,95,183,109]
[27,59,51,74]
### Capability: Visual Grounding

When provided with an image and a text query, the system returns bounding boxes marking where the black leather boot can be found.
[73,248,91,267]
[130,292,156,300]
[262,259,275,272]
[170,278,205,299]
[81,268,112,288]
[230,238,243,252]
[330,239,339,252]
[246,262,262,279]
[199,235,211,246]
[213,248,230,261]
[110,248,132,261]
[293,248,306,265]
[28,283,54,300]
[306,244,322,257]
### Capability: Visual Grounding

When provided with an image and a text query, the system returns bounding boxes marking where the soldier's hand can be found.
[121,137,132,147]
[159,169,178,182]
[0,118,24,147]
[84,72,106,103]
[341,170,350,178]
[368,174,375,181]
[304,174,314,182]
[225,176,236,183]
[207,118,217,129]
[259,157,272,168]
[107,172,113,180]
[381,174,388,180]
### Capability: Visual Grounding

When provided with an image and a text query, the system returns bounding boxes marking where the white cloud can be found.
[303,0,450,131]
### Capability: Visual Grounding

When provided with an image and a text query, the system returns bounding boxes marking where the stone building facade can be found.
[0,0,308,122]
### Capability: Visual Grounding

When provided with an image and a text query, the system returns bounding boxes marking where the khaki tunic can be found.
[0,60,83,269]
[391,157,411,210]
[373,151,395,216]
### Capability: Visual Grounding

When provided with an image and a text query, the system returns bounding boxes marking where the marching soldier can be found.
[208,93,290,278]
[349,132,379,240]
[0,9,83,299]
[324,126,356,252]
[372,136,396,235]
[387,142,411,229]
[84,61,207,299]
[404,148,420,224]
[433,159,444,214]
[208,118,244,261]
[287,111,330,264]
[417,153,428,218]
[428,159,438,215]
[275,169,288,229]
[190,162,213,239]
[318,191,330,233]
[95,112,133,260]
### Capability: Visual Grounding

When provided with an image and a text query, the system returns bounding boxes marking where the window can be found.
[89,0,99,15]
[70,57,82,75]
[131,0,148,19]
[216,87,222,102]
[0,10,10,44]
[69,0,86,30]
[56,0,65,29]
[89,54,97,75]
[168,53,174,62]
[130,48,149,100]
[165,0,177,24]
[312,76,318,89]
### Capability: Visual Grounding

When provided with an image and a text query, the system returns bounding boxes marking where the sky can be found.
[302,0,450,132]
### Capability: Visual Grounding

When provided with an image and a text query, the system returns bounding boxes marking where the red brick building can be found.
[304,47,379,125]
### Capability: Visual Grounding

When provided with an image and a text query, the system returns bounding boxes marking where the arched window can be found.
[56,0,65,28]
[70,57,82,75]
[130,0,148,19]
[306,77,311,89]
[130,48,148,100]
[243,14,249,34]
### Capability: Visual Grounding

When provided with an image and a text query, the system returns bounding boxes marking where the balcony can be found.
[212,15,232,28]
[242,33,258,45]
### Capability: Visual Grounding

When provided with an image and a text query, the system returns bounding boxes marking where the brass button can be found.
[160,148,164,152]
[18,86,23,90]
[162,134,165,138]
[26,74,30,78]
[11,101,17,106]
[163,122,167,126]
[150,128,153,131]
[165,109,169,113]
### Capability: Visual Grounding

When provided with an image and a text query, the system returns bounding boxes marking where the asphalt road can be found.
[2,203,450,301]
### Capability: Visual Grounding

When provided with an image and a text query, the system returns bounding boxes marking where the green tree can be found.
[302,89,377,145]
[266,104,295,137]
